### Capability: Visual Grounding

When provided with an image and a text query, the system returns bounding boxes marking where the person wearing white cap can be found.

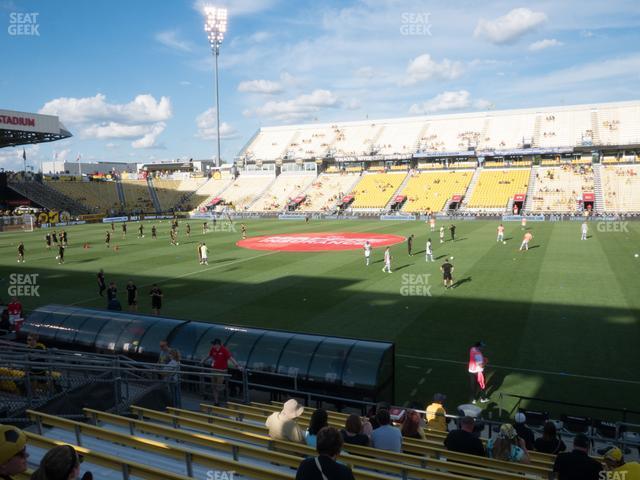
[0,425,28,480]
[514,412,535,451]
[265,399,306,444]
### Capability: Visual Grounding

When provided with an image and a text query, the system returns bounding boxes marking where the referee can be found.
[441,257,454,289]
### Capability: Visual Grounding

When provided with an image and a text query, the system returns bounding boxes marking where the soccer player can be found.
[105,231,111,248]
[45,232,52,250]
[581,221,588,241]
[138,224,144,238]
[186,223,191,238]
[363,240,371,266]
[439,226,445,244]
[426,238,434,262]
[202,221,209,234]
[521,216,527,230]
[241,223,247,240]
[407,234,414,256]
[468,341,489,404]
[520,231,533,251]
[382,247,392,273]
[57,244,65,264]
[197,242,202,263]
[111,222,115,232]
[497,224,505,243]
[62,230,68,246]
[151,225,157,239]
[106,281,117,303]
[122,222,127,239]
[429,216,436,232]
[200,242,209,265]
[52,230,58,245]
[441,258,454,288]
[150,284,163,315]
[126,280,138,311]
[97,269,106,297]
[17,242,25,263]
[449,224,456,241]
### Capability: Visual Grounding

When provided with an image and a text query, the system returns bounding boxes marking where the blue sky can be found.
[1,0,639,171]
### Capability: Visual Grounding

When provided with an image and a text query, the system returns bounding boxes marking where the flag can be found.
[76,153,81,162]
[22,148,26,160]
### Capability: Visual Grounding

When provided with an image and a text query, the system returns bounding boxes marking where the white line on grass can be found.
[69,251,278,306]
[397,353,640,386]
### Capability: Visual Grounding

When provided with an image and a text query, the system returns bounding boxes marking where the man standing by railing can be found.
[205,338,242,406]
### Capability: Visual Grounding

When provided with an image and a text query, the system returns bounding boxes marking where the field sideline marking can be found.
[69,250,278,306]
[397,353,640,386]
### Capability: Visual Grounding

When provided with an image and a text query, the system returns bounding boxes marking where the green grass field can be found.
[2,218,639,420]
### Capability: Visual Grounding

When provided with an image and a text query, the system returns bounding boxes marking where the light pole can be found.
[204,6,227,167]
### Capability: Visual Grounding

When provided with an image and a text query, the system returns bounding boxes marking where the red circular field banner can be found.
[237,232,406,252]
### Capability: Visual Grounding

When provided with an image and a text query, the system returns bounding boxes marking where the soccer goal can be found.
[0,214,34,233]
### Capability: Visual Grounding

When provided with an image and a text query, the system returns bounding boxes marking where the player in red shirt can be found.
[205,338,241,405]
[468,341,489,404]
[7,297,23,326]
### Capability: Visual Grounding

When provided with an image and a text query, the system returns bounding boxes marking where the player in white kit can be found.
[497,224,505,242]
[200,242,209,265]
[439,226,445,244]
[581,221,588,240]
[364,241,371,266]
[429,217,436,232]
[426,238,434,262]
[382,247,392,273]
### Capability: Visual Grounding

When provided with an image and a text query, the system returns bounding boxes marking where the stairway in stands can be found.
[459,167,482,209]
[591,110,601,145]
[115,178,126,207]
[8,180,88,215]
[523,166,539,212]
[383,173,411,210]
[146,177,162,213]
[593,163,605,212]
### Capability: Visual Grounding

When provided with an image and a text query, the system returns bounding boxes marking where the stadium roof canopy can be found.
[0,108,72,148]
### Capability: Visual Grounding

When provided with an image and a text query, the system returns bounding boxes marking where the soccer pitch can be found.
[2,218,639,419]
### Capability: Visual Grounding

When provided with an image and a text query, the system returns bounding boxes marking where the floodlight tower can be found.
[204,6,227,167]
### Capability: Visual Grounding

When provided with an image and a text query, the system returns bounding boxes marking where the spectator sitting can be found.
[265,399,306,444]
[534,421,566,454]
[603,446,640,478]
[425,393,448,432]
[444,416,485,457]
[400,409,425,440]
[0,308,10,334]
[552,433,602,480]
[366,401,390,430]
[306,409,328,447]
[341,414,370,447]
[30,444,92,480]
[487,423,530,463]
[514,412,535,451]
[0,425,28,480]
[370,409,402,452]
[295,426,355,480]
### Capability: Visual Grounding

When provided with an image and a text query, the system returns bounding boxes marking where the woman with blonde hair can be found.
[486,424,530,463]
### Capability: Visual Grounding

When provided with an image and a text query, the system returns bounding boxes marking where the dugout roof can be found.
[0,109,72,148]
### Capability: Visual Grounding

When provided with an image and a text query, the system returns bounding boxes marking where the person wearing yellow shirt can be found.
[604,447,640,480]
[426,393,448,432]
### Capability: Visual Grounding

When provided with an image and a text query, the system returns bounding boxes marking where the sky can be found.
[0,0,639,171]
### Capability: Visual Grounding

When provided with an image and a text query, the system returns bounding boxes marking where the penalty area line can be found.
[69,250,278,307]
[397,353,640,386]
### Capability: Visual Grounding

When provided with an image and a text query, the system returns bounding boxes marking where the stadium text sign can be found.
[237,232,405,252]
[8,273,39,296]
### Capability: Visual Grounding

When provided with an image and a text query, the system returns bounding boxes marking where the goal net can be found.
[0,214,34,233]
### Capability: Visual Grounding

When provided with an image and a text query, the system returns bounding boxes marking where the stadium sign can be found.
[237,232,405,252]
[477,147,573,156]
[278,214,307,220]
[380,214,416,221]
[102,216,128,223]
[414,150,473,158]
[0,109,61,134]
[502,214,545,222]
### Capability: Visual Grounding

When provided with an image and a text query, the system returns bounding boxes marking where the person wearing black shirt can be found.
[52,231,58,244]
[126,280,138,311]
[122,222,127,239]
[444,417,485,457]
[138,224,144,238]
[449,224,456,241]
[57,244,65,264]
[186,224,191,237]
[296,426,355,480]
[62,230,68,246]
[341,414,370,447]
[150,284,163,315]
[17,243,25,263]
[514,413,535,451]
[105,231,111,247]
[407,234,414,256]
[97,270,106,297]
[106,282,117,302]
[45,233,52,250]
[441,258,454,288]
[552,434,602,480]
[534,421,566,454]
[111,222,115,232]
[151,225,157,239]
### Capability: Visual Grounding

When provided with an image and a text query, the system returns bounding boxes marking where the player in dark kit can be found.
[407,234,414,256]
[202,221,208,234]
[52,230,58,244]
[186,223,191,237]
[97,269,106,296]
[17,242,25,263]
[105,231,111,247]
[449,224,456,241]
[45,233,52,249]
[122,222,127,239]
[126,280,138,311]
[61,230,68,246]
[150,284,163,315]
[56,244,65,264]
[441,258,454,288]
[138,224,144,238]
[241,223,247,239]
[151,225,157,239]
[111,222,115,232]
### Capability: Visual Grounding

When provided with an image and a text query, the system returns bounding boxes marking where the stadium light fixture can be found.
[204,6,227,167]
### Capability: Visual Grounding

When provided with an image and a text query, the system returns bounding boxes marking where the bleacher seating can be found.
[249,173,316,211]
[601,165,640,212]
[120,179,154,212]
[47,180,120,214]
[218,175,275,210]
[152,178,209,212]
[298,173,360,212]
[193,177,233,210]
[350,172,407,209]
[467,169,530,210]
[530,165,595,213]
[400,171,473,213]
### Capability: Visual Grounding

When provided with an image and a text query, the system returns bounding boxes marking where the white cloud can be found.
[155,30,194,52]
[401,54,464,86]
[247,89,340,122]
[0,144,40,171]
[179,80,192,86]
[529,38,563,51]
[474,8,547,45]
[192,0,278,17]
[82,122,167,149]
[250,31,271,43]
[195,108,238,140]
[409,90,490,114]
[237,79,283,94]
[354,66,375,79]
